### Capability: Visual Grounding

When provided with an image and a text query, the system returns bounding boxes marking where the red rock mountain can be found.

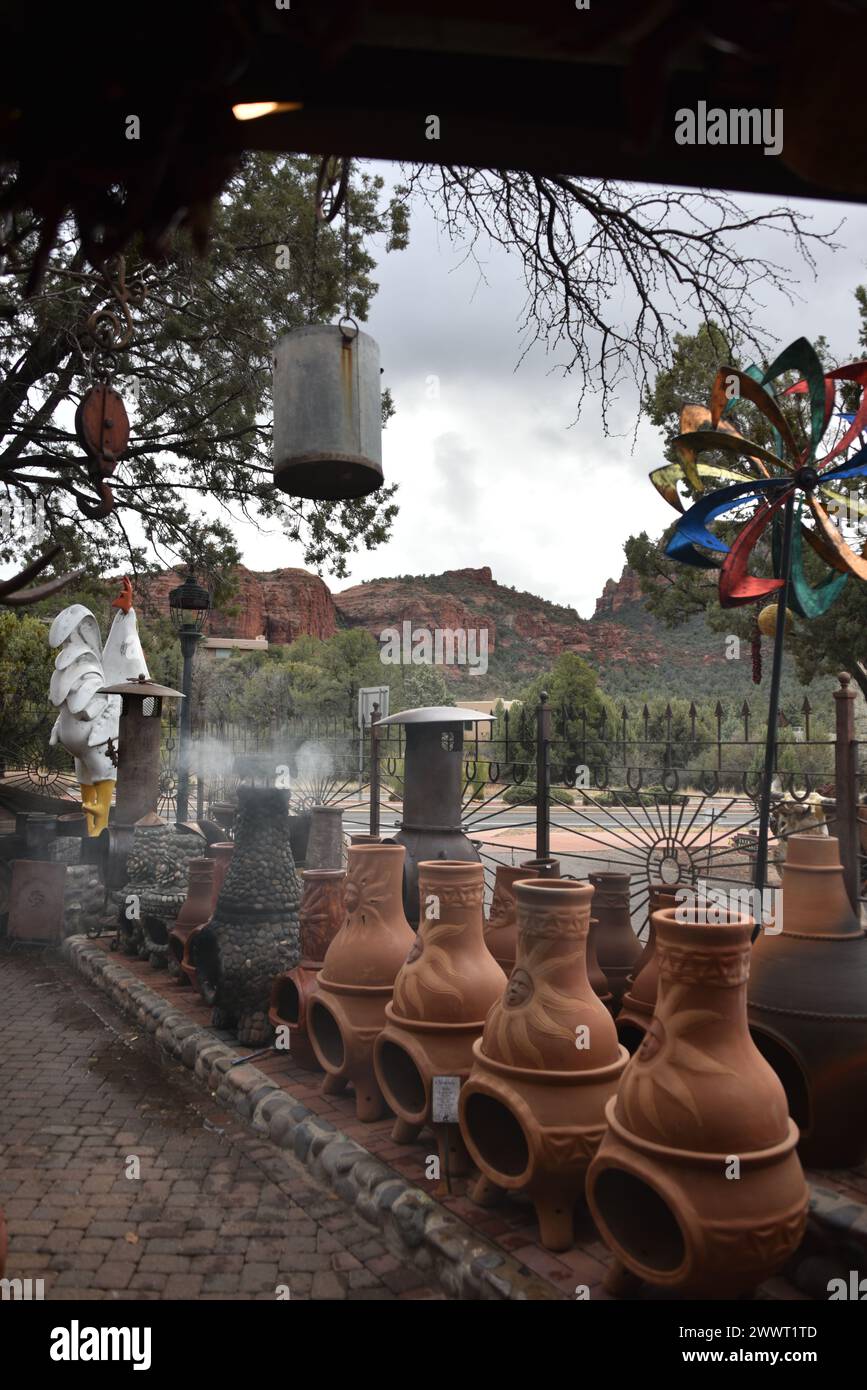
[139,566,337,644]
[135,563,820,702]
[139,561,671,692]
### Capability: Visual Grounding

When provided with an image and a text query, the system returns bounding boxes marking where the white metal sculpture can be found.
[48,577,149,835]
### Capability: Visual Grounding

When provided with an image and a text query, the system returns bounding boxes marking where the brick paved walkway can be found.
[0,948,442,1300]
[76,941,815,1301]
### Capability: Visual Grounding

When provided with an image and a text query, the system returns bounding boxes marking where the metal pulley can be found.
[272,319,384,501]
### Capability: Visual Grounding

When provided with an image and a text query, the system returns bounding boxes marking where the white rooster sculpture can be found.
[48,577,150,835]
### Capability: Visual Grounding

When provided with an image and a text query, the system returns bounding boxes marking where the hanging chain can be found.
[308,211,319,324]
[312,156,354,334]
[343,165,351,323]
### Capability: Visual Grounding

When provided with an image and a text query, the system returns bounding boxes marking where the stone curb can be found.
[62,937,556,1301]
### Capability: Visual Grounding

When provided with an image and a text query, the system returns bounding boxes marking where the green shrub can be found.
[595,785,687,807]
[503,783,574,807]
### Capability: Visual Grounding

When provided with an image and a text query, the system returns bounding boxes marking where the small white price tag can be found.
[431,1075,461,1125]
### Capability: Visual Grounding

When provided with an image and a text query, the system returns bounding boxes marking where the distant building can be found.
[202,636,268,660]
[471,698,516,716]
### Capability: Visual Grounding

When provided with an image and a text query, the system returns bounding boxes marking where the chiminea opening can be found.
[168,934,184,965]
[592,1169,685,1272]
[143,916,168,946]
[378,1040,426,1117]
[749,1028,811,1135]
[273,976,301,1026]
[617,1022,646,1056]
[463,1092,529,1178]
[308,999,345,1069]
[195,934,219,1007]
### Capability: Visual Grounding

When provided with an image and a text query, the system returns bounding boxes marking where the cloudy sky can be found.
[209,165,867,616]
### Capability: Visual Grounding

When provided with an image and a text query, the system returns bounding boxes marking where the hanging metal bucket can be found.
[273,321,384,501]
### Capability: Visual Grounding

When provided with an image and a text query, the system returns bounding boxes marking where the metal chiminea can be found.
[376,705,491,927]
[92,674,183,890]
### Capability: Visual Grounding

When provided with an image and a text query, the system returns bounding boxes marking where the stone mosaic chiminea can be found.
[113,823,203,966]
[195,786,301,1044]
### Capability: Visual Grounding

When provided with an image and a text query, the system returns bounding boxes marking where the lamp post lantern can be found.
[169,566,211,824]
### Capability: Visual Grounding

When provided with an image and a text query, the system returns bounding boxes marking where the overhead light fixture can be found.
[232,101,303,122]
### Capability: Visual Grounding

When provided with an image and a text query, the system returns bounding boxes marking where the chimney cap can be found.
[97,678,184,698]
[376,705,491,727]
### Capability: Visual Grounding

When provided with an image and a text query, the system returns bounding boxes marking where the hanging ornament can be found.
[757,602,794,638]
[72,255,142,519]
[272,157,385,502]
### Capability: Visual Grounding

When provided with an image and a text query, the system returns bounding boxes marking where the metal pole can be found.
[834,671,860,911]
[752,492,795,941]
[370,703,381,838]
[176,628,200,824]
[536,691,551,864]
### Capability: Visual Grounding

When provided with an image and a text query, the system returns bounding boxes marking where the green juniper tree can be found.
[0,154,408,584]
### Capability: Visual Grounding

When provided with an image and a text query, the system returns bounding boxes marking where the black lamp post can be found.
[169,565,211,823]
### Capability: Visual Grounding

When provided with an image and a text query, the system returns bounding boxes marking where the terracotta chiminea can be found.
[180,842,234,992]
[374,861,507,1177]
[749,834,867,1168]
[589,871,641,1007]
[588,917,615,1015]
[587,906,809,1298]
[484,856,563,974]
[616,881,689,1053]
[307,843,414,1120]
[484,864,526,973]
[460,878,628,1251]
[168,858,215,984]
[269,868,346,1069]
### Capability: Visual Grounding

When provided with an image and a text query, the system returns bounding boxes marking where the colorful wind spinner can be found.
[651,337,867,619]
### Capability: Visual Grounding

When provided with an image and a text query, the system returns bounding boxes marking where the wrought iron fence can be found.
[4,679,863,933]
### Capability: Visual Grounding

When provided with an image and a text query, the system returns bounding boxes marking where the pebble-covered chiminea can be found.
[195,786,301,1044]
[376,706,491,926]
[113,822,203,964]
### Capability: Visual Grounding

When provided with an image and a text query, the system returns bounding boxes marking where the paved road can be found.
[0,947,442,1301]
